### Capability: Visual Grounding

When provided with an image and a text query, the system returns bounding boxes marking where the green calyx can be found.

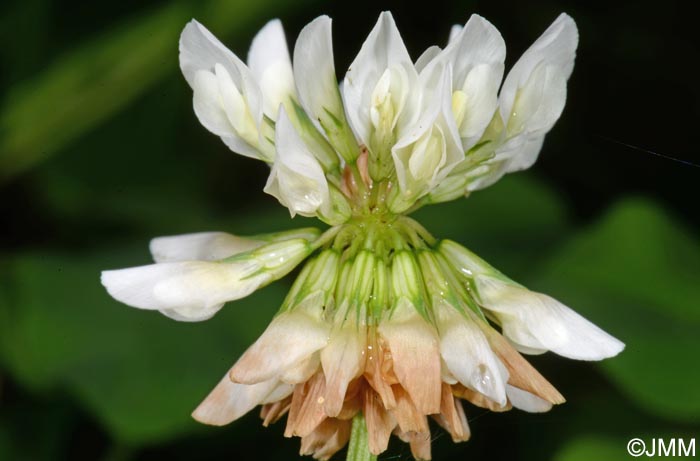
[278,214,487,328]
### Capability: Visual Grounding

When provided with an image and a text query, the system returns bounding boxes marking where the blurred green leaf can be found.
[0,2,190,180]
[0,392,79,461]
[534,198,700,422]
[0,247,289,445]
[0,0,315,181]
[32,77,314,239]
[555,434,698,461]
[555,436,626,461]
[32,75,220,238]
[412,174,571,276]
[554,436,637,461]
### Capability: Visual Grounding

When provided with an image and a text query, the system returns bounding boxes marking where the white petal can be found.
[104,235,313,324]
[438,239,499,277]
[466,134,545,192]
[507,63,553,135]
[150,232,264,263]
[414,46,441,73]
[448,24,462,44]
[248,20,290,80]
[392,123,445,200]
[499,14,577,137]
[219,134,268,160]
[101,260,268,320]
[509,343,548,355]
[475,275,625,360]
[248,19,295,119]
[214,64,257,140]
[294,15,344,122]
[180,21,269,159]
[191,70,234,136]
[408,124,447,179]
[179,20,263,123]
[264,107,330,217]
[506,385,553,413]
[190,70,261,159]
[441,362,458,385]
[179,20,235,86]
[437,15,505,148]
[342,12,419,147]
[501,133,545,172]
[447,15,505,86]
[160,303,223,322]
[230,299,329,384]
[192,374,279,425]
[391,66,463,209]
[460,13,577,190]
[437,304,509,406]
[457,63,502,142]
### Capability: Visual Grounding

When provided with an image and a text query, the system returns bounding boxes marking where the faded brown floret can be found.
[195,323,563,460]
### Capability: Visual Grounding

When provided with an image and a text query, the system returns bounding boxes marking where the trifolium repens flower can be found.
[101,11,624,461]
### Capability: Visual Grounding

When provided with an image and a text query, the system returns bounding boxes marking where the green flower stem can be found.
[346,414,377,461]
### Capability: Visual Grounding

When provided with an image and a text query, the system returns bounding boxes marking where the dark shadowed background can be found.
[1,0,698,460]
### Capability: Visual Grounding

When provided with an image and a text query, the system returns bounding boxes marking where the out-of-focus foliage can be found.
[536,199,700,422]
[413,175,571,274]
[554,436,633,461]
[0,250,290,444]
[0,0,698,459]
[0,0,314,181]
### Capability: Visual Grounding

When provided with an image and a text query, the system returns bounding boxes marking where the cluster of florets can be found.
[101,11,624,461]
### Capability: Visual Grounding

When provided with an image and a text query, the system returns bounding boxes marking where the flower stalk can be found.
[347,415,377,461]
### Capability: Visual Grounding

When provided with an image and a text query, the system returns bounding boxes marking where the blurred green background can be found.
[0,0,697,459]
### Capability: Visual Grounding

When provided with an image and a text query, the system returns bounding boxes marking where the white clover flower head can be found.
[101,11,624,461]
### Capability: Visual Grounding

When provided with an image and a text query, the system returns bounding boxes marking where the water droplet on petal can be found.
[473,363,495,396]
